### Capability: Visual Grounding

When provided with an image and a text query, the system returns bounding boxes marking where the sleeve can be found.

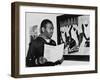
[26,42,37,67]
[49,40,56,46]
[26,40,46,67]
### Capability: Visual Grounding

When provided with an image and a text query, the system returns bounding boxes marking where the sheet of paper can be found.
[44,44,64,62]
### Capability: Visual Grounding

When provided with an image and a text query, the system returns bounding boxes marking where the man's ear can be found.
[41,27,45,32]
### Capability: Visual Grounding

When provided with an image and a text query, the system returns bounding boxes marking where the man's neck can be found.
[39,34,48,39]
[39,34,51,43]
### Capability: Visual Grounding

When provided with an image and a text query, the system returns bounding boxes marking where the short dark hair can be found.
[40,19,53,33]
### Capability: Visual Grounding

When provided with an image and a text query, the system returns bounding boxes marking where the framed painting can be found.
[11,2,98,78]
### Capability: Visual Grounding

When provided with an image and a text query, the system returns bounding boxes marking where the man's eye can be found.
[61,32,64,33]
[50,29,53,31]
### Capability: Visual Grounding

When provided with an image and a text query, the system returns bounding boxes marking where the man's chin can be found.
[48,36,52,39]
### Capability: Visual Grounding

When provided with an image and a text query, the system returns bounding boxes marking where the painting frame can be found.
[11,2,98,78]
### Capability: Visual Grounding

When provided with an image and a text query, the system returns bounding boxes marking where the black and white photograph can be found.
[11,2,97,78]
[25,13,90,67]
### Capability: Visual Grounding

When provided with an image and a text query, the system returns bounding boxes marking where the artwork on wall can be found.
[57,14,90,61]
[11,2,98,78]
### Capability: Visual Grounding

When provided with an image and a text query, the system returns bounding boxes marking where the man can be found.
[26,19,63,67]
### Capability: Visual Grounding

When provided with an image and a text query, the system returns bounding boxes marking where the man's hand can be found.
[54,57,64,65]
[39,57,47,64]
[59,57,64,63]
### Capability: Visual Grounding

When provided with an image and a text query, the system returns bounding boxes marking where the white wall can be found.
[0,0,100,80]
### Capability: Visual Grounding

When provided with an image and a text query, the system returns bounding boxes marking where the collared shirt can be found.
[45,39,50,43]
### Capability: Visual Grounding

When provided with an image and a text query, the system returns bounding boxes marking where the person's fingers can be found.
[39,57,47,64]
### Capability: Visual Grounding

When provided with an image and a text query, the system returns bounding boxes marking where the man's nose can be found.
[51,29,54,33]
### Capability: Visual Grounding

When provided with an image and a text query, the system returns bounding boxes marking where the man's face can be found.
[43,23,54,39]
